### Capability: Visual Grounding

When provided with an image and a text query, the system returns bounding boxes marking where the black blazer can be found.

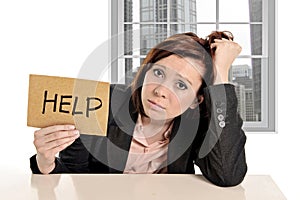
[30,84,247,187]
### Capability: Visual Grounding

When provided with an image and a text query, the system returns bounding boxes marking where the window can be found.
[109,0,277,132]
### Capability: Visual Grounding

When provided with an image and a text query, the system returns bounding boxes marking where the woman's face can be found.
[141,55,205,121]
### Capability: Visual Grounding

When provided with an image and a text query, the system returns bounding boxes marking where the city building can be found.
[230,64,257,121]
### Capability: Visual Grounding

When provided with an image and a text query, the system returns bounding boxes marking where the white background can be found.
[0,0,299,199]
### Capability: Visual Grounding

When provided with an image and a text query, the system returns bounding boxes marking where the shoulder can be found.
[110,84,131,93]
[109,84,132,105]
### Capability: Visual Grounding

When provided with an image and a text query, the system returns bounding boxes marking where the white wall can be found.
[0,0,299,199]
[0,0,108,171]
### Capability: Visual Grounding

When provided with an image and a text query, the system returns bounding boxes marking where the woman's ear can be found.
[189,95,204,109]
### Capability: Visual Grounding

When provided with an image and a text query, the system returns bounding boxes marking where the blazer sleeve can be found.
[194,84,247,187]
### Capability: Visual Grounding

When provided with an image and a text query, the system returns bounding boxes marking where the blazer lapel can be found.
[167,110,200,173]
[106,85,137,173]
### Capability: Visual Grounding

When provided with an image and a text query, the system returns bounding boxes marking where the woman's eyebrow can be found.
[154,64,166,69]
[154,63,193,86]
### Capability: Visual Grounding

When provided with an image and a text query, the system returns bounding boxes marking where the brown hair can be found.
[130,31,234,117]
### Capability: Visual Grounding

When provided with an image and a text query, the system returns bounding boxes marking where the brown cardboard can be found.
[27,74,110,136]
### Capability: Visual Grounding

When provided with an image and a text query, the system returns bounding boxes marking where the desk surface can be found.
[1,173,286,200]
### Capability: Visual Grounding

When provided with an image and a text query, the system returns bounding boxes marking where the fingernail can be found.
[69,125,76,130]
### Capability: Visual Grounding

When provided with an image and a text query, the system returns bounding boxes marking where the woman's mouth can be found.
[147,100,165,111]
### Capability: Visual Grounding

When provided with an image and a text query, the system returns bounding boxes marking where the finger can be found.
[210,43,217,49]
[38,138,77,158]
[221,38,230,41]
[210,39,227,49]
[44,129,80,143]
[51,139,77,154]
[34,129,79,153]
[43,134,79,151]
[213,39,226,43]
[35,124,76,137]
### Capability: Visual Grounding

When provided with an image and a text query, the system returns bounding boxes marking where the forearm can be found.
[197,129,247,187]
[195,84,247,187]
[211,37,242,85]
[213,68,229,84]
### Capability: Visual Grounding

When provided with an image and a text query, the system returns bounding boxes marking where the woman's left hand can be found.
[210,38,242,84]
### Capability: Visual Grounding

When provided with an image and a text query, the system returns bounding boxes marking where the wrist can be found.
[36,154,55,174]
[214,71,229,85]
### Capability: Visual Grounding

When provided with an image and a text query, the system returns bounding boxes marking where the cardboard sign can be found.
[27,74,110,136]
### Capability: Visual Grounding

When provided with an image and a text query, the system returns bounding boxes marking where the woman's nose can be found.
[153,85,170,98]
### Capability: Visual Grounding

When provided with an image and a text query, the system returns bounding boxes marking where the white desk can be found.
[1,173,286,200]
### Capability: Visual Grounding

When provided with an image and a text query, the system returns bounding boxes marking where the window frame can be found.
[109,0,277,133]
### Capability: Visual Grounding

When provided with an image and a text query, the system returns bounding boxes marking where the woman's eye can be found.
[153,69,164,78]
[176,81,188,90]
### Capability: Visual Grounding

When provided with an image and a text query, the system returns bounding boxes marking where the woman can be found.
[30,31,247,187]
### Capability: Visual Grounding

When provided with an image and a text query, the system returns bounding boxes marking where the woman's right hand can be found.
[33,125,80,174]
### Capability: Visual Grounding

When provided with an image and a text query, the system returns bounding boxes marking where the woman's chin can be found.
[145,110,168,121]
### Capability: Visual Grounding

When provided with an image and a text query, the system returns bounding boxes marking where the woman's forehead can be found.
[154,55,205,78]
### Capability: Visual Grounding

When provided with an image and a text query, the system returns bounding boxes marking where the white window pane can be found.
[219,0,250,22]
[219,24,252,56]
[132,24,142,56]
[196,0,216,22]
[134,0,141,22]
[125,0,139,22]
[232,57,252,67]
[196,24,217,38]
